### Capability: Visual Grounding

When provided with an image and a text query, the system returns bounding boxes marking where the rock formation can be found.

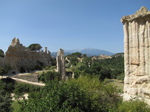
[92,55,112,60]
[121,6,150,104]
[56,49,66,80]
[4,37,52,73]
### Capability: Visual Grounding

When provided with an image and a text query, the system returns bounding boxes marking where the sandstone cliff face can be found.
[122,6,150,104]
[5,38,52,73]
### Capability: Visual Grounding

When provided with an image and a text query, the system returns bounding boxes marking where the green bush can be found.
[0,49,4,57]
[20,75,122,112]
[116,100,150,112]
[14,82,41,96]
[38,71,60,83]
[0,78,14,112]
[116,73,124,82]
[0,91,12,112]
[0,78,16,93]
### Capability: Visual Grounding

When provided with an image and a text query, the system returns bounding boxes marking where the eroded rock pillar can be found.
[121,6,150,104]
[56,49,66,80]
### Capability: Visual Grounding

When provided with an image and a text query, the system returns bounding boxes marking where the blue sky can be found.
[0,0,150,53]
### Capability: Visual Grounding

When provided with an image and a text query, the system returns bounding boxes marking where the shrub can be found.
[38,71,60,83]
[20,75,122,112]
[116,100,150,112]
[14,82,41,96]
[0,78,14,112]
[0,77,16,93]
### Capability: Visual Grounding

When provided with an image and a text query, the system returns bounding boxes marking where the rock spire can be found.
[56,49,66,80]
[121,6,150,105]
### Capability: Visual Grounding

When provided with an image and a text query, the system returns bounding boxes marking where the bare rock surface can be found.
[4,37,52,72]
[122,6,150,105]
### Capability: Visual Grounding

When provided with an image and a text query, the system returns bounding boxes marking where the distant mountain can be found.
[51,48,114,57]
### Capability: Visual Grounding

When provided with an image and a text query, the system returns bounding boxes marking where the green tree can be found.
[70,52,82,58]
[28,43,42,51]
[38,71,60,83]
[82,54,87,58]
[0,78,15,112]
[0,90,12,112]
[0,49,4,57]
[0,65,11,78]
[82,57,92,67]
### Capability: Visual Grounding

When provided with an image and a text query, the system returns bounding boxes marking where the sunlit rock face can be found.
[121,6,150,105]
[56,48,66,80]
[5,37,52,73]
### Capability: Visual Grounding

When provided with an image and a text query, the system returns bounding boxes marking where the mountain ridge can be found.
[51,48,115,57]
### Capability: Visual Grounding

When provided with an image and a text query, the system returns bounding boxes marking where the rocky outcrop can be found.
[121,6,150,104]
[92,55,112,60]
[56,49,66,80]
[4,38,52,73]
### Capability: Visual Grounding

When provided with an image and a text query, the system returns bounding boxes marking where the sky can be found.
[0,0,150,53]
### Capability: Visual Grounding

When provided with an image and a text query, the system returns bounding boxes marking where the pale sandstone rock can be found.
[56,49,66,80]
[122,6,150,104]
[4,37,52,73]
[92,55,112,60]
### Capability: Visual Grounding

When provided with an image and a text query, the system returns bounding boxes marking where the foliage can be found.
[66,52,124,81]
[38,71,60,83]
[14,82,41,96]
[0,78,15,112]
[116,100,150,112]
[73,56,124,81]
[0,65,11,77]
[0,91,12,112]
[28,43,42,51]
[66,52,85,66]
[68,52,82,58]
[11,101,22,112]
[0,49,4,57]
[0,77,16,93]
[20,75,122,112]
[44,65,56,71]
[96,56,124,79]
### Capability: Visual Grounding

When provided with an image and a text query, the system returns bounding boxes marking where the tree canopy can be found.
[28,43,42,51]
[0,49,4,57]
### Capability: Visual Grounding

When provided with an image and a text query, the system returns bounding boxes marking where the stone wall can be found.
[121,6,150,104]
[4,38,52,73]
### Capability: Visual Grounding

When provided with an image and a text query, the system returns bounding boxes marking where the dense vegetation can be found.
[38,71,60,83]
[0,65,11,77]
[66,52,124,81]
[20,76,122,112]
[14,76,150,112]
[0,49,4,57]
[0,78,41,112]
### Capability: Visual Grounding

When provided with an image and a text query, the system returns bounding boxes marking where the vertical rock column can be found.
[121,6,150,104]
[56,49,66,80]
